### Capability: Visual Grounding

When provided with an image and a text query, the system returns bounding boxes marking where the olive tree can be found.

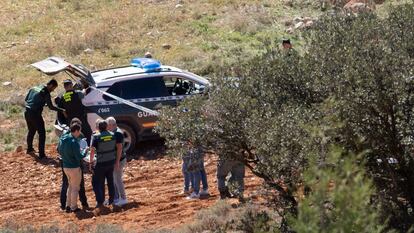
[156,46,317,222]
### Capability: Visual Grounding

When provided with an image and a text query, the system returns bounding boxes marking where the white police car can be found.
[32,57,210,153]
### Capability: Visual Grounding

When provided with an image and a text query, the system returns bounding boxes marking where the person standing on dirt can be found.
[25,79,65,159]
[58,123,86,213]
[59,79,93,145]
[217,156,245,202]
[58,118,89,211]
[106,117,128,206]
[89,120,118,208]
[184,144,209,200]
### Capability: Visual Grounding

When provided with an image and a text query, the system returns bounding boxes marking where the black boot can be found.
[219,188,232,199]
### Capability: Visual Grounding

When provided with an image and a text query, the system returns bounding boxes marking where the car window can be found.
[163,76,205,96]
[103,76,169,101]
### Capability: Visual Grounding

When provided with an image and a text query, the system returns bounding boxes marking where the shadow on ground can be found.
[128,139,167,161]
[75,201,140,220]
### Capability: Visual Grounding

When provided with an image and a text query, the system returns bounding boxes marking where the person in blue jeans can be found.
[184,145,209,199]
[182,158,194,195]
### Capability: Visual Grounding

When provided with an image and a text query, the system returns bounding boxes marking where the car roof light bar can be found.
[130,58,162,72]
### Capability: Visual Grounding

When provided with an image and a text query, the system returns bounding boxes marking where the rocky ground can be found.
[0,142,260,232]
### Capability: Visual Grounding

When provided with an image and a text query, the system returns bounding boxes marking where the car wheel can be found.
[118,123,136,154]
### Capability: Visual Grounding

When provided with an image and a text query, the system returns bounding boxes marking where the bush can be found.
[289,148,386,233]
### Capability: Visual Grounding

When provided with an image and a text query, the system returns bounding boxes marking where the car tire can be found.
[118,123,136,155]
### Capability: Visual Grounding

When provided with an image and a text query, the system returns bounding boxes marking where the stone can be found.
[344,0,374,13]
[175,4,183,8]
[304,20,314,28]
[294,21,305,29]
[2,81,12,86]
[303,17,313,23]
[162,43,171,50]
[15,146,23,153]
[286,27,294,34]
[83,48,94,54]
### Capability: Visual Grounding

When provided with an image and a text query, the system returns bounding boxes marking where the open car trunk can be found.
[31,56,95,86]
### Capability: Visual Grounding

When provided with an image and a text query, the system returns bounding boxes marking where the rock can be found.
[162,43,171,50]
[304,20,314,28]
[303,17,313,23]
[175,4,183,8]
[294,22,305,29]
[286,27,294,34]
[2,81,12,86]
[344,0,374,13]
[15,146,23,153]
[83,48,94,54]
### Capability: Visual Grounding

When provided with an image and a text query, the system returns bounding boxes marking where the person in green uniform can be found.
[89,120,118,208]
[58,79,92,145]
[58,123,87,213]
[24,79,65,159]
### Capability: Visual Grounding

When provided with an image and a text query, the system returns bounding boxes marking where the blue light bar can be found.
[131,58,161,72]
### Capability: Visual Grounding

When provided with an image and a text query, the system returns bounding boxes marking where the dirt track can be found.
[0,142,259,232]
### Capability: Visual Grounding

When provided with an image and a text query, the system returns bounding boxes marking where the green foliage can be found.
[304,4,414,230]
[157,3,414,232]
[290,148,386,233]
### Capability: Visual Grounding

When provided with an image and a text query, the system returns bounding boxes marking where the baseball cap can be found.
[63,79,72,84]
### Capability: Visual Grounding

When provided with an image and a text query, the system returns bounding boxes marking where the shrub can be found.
[289,148,386,233]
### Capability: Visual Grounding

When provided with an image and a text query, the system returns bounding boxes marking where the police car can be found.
[31,57,210,153]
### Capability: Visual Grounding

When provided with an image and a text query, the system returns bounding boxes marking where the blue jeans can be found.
[182,160,193,191]
[200,162,208,190]
[192,171,201,194]
[190,161,209,194]
[92,164,115,206]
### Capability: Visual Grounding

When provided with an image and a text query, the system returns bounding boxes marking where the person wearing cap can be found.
[89,120,117,209]
[58,79,93,145]
[144,51,152,58]
[25,79,65,159]
[106,117,127,206]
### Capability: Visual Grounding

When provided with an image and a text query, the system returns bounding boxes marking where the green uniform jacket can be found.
[58,132,86,168]
[25,85,63,113]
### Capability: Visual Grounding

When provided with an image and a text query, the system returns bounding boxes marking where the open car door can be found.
[31,56,95,86]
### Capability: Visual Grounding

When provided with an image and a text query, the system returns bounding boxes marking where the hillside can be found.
[0,0,409,232]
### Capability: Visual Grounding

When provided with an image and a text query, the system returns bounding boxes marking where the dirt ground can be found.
[0,142,260,232]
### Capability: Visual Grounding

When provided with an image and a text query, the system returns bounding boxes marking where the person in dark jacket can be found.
[58,123,86,213]
[58,118,89,211]
[89,120,119,209]
[25,79,65,159]
[58,79,92,145]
